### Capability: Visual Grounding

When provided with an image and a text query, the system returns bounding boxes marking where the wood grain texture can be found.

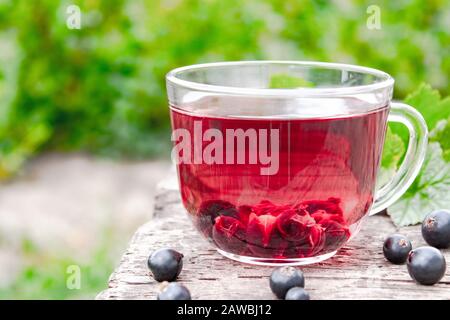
[97,186,450,300]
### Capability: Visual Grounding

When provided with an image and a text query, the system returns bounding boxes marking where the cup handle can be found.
[370,102,428,215]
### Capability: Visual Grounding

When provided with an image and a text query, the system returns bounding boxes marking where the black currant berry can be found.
[147,248,183,282]
[269,266,305,299]
[285,287,310,300]
[422,209,450,249]
[383,234,412,264]
[157,282,191,300]
[407,246,446,285]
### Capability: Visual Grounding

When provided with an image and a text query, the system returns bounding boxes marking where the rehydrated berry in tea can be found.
[147,248,184,282]
[382,234,412,264]
[212,215,247,254]
[248,213,277,246]
[320,219,350,251]
[422,210,450,249]
[246,213,285,258]
[270,266,305,299]
[200,200,239,219]
[252,200,293,217]
[277,210,316,241]
[276,210,325,257]
[199,198,351,259]
[197,200,238,236]
[301,197,343,216]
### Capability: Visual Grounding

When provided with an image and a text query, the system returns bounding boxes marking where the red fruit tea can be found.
[170,105,388,259]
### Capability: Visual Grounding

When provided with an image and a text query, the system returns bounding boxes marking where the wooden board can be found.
[97,185,450,300]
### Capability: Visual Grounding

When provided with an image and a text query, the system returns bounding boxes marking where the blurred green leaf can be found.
[381,127,405,169]
[269,73,314,88]
[390,84,450,146]
[404,83,450,131]
[388,143,450,226]
[430,117,450,162]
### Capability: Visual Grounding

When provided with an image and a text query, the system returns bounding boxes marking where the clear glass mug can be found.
[166,61,427,266]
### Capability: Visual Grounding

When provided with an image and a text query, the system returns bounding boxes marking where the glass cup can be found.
[166,61,427,266]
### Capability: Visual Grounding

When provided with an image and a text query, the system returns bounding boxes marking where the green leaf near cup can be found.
[381,84,450,226]
[387,142,450,226]
[430,117,450,162]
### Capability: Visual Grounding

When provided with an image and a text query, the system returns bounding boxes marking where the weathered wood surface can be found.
[97,182,450,300]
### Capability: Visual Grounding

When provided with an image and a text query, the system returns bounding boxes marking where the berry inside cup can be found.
[195,198,351,259]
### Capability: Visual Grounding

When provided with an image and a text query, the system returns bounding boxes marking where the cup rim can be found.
[166,60,394,97]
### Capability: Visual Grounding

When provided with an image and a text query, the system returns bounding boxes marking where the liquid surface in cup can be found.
[170,103,389,259]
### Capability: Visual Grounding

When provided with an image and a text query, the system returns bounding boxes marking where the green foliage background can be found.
[0,0,449,178]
